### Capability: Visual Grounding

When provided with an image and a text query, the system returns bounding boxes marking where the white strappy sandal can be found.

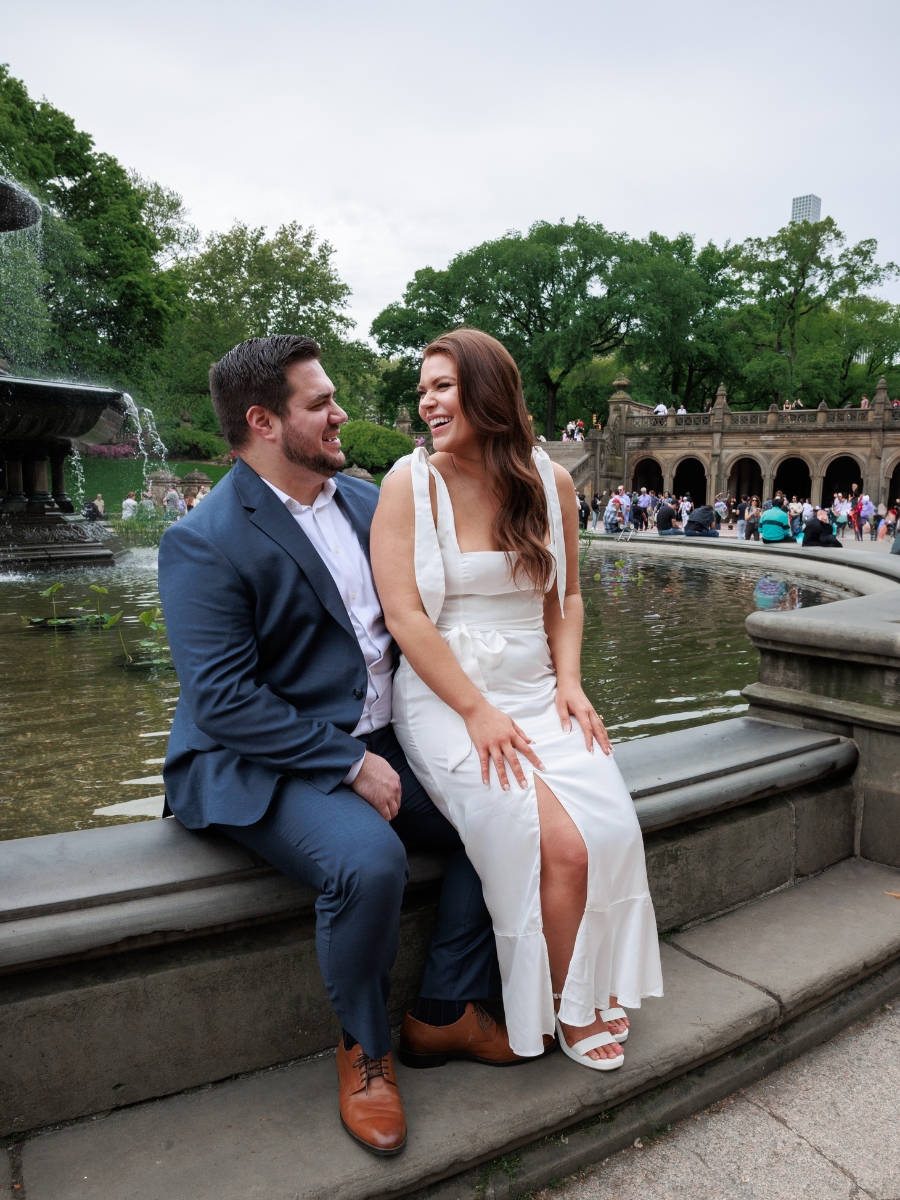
[599,1006,629,1043]
[553,995,625,1072]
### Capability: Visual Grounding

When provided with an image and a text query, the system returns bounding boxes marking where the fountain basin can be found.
[0,376,130,570]
[0,175,42,233]
[0,375,128,442]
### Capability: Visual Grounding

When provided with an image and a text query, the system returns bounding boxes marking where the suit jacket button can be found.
[352,687,364,700]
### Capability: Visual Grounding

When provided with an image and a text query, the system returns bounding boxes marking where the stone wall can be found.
[584,376,900,505]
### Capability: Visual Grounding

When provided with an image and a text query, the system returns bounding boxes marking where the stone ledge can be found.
[0,719,856,973]
[743,681,900,733]
[15,857,900,1200]
[746,586,900,668]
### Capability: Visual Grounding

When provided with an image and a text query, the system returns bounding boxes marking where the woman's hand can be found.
[555,683,611,756]
[465,700,545,790]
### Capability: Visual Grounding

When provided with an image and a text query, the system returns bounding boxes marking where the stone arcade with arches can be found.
[572,376,900,508]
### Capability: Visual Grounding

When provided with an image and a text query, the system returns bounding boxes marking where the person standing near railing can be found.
[788,496,804,537]
[736,495,749,540]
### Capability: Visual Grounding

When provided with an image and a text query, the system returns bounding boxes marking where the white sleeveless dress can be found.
[390,448,663,1057]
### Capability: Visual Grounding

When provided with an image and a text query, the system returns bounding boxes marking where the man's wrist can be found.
[342,752,367,786]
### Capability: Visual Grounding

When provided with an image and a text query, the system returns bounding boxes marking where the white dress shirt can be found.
[262,476,392,782]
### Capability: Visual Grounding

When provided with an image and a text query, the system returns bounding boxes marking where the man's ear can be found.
[245,405,277,442]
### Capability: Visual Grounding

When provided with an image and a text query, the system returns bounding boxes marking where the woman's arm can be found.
[542,463,612,756]
[371,466,543,791]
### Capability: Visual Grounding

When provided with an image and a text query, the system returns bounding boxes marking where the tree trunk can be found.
[544,380,560,439]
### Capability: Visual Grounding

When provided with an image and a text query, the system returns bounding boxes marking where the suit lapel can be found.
[233,460,357,642]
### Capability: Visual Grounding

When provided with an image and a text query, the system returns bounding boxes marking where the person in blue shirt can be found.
[759,497,794,543]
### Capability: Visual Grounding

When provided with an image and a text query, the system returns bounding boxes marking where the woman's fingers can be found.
[505,747,527,790]
[555,700,572,734]
[590,710,612,756]
[492,747,511,792]
[478,746,491,787]
[515,734,545,773]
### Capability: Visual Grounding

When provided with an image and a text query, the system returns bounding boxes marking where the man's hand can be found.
[350,751,402,821]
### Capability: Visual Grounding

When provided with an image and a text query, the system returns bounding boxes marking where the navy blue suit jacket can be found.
[158,458,381,829]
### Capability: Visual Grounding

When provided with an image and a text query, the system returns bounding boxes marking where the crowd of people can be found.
[81,483,212,522]
[580,484,900,551]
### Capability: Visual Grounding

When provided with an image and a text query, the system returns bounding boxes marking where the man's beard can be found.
[280,420,345,477]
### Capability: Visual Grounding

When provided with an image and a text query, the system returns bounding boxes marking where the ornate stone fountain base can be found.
[0,512,119,570]
[1,376,130,571]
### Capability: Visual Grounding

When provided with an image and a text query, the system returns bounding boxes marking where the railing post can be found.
[816,401,828,427]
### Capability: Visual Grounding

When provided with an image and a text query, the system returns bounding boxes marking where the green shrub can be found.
[162,428,229,460]
[340,420,415,474]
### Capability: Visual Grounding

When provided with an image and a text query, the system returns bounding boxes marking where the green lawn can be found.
[76,459,232,513]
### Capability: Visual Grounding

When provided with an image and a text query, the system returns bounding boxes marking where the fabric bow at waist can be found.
[440,624,507,771]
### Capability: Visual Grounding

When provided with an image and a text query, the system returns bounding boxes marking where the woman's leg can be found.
[535,775,624,1062]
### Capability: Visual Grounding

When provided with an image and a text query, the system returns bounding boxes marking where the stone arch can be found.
[671,455,708,505]
[630,455,664,494]
[725,454,764,501]
[772,453,813,501]
[884,451,900,508]
[821,454,865,504]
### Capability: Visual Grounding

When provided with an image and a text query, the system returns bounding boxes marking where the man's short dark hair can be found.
[209,336,320,448]
[771,497,783,508]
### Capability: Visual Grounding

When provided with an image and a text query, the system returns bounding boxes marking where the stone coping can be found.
[16,857,900,1200]
[746,586,900,667]
[588,530,900,592]
[0,718,856,974]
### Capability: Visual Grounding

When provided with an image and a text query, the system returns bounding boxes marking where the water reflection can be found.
[0,545,854,840]
[0,550,175,840]
[580,545,852,743]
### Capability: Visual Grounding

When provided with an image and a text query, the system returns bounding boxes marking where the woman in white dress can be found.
[371,330,662,1069]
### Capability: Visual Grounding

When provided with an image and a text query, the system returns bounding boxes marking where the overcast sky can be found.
[4,0,899,339]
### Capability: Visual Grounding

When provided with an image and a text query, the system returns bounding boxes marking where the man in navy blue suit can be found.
[159,336,518,1158]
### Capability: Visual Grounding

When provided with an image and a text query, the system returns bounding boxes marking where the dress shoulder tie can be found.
[532,447,567,616]
[409,446,446,623]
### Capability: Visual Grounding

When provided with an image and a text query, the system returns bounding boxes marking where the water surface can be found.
[0,545,853,840]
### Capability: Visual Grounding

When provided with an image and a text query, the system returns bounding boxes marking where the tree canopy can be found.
[371,217,900,429]
[153,221,377,433]
[0,64,376,452]
[0,63,184,388]
[372,219,635,436]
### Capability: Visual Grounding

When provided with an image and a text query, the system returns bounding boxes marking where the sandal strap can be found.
[570,1030,621,1055]
[600,1007,627,1022]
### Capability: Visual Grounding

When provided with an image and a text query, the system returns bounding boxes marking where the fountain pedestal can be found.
[0,377,130,569]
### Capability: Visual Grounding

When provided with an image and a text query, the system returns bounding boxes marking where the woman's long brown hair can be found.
[423,328,554,594]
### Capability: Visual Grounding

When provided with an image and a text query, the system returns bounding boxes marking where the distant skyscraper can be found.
[792,194,821,223]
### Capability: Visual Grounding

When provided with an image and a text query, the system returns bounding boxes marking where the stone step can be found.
[16,856,900,1200]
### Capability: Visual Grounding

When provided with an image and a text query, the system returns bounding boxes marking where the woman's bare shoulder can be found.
[550,460,576,492]
[378,462,413,499]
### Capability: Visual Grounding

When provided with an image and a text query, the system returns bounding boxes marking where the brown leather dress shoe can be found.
[400,1002,536,1068]
[336,1042,407,1156]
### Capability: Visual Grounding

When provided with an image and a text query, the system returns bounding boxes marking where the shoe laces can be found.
[353,1051,389,1092]
[472,1002,495,1036]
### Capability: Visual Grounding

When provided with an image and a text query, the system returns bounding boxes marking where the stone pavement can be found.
[534,1001,900,1200]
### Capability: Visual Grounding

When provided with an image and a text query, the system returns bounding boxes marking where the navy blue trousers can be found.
[216,725,499,1058]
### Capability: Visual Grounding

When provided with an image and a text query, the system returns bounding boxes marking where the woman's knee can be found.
[541,827,589,877]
